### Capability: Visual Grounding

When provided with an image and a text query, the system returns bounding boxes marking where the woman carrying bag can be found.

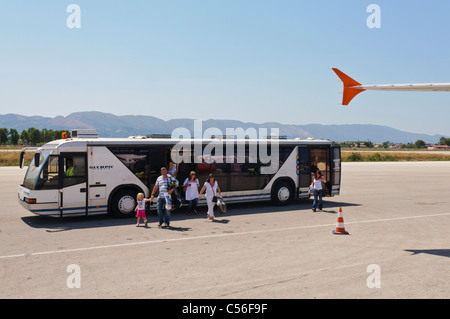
[183,171,200,214]
[310,169,326,212]
[198,174,223,221]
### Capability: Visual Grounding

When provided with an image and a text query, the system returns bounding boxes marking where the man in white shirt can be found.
[150,167,175,227]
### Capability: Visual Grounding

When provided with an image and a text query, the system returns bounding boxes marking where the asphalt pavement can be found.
[0,162,449,299]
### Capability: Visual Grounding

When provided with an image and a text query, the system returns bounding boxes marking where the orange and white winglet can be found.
[332,68,365,106]
[332,68,450,105]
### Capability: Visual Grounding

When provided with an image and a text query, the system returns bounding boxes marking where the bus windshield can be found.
[22,150,52,190]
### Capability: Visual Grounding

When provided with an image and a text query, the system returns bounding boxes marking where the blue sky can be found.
[1,1,450,136]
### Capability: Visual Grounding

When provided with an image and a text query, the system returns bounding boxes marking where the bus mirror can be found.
[19,151,25,168]
[34,153,40,167]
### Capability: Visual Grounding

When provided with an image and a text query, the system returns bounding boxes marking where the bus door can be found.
[297,147,311,197]
[59,153,88,216]
[149,147,169,185]
[330,146,341,196]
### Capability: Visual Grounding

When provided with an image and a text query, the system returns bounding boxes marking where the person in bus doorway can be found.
[135,193,150,227]
[183,171,200,215]
[150,167,175,228]
[310,169,326,212]
[198,174,223,221]
[168,161,177,178]
[310,156,319,176]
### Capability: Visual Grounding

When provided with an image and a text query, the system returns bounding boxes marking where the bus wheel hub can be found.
[118,195,135,213]
[278,187,290,201]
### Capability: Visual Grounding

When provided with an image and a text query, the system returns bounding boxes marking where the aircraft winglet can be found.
[332,68,365,105]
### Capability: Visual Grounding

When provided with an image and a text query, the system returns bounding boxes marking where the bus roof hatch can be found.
[71,129,98,138]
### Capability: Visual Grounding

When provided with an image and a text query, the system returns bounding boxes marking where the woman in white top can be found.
[198,174,223,221]
[183,171,200,214]
[310,169,326,212]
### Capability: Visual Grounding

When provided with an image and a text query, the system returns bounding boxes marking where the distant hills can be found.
[0,111,447,143]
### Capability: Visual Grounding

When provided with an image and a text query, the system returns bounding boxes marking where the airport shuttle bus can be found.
[18,129,341,217]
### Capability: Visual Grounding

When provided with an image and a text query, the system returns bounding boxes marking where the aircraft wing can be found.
[332,68,450,105]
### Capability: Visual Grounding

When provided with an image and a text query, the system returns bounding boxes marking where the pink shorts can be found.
[136,209,146,218]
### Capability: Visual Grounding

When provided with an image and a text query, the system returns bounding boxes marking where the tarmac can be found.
[0,162,449,298]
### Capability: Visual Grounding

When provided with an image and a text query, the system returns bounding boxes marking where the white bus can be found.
[18,129,341,218]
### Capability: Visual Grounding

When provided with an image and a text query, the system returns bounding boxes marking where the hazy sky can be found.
[1,1,450,136]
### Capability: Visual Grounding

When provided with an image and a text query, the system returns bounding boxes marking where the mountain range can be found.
[0,111,446,143]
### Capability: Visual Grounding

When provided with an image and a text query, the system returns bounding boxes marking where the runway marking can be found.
[1,212,449,260]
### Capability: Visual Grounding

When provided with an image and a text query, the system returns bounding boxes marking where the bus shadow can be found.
[21,199,361,231]
[405,249,450,259]
[174,198,361,219]
[21,214,138,232]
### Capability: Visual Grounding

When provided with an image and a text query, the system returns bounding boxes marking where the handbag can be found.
[321,181,328,197]
[209,182,218,202]
[217,198,227,214]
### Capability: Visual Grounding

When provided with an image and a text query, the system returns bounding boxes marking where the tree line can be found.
[1,127,449,147]
[336,138,450,149]
[438,137,450,146]
[0,128,71,146]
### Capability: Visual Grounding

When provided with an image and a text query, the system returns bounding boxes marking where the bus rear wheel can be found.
[110,188,137,218]
[271,181,293,206]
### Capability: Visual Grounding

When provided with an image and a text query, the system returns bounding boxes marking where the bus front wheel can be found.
[110,188,137,218]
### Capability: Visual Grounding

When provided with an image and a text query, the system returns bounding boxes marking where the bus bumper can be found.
[17,186,60,217]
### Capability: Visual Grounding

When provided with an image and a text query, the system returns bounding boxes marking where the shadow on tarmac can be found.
[405,249,450,259]
[20,198,361,232]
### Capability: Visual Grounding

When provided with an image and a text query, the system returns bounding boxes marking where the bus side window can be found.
[108,147,151,187]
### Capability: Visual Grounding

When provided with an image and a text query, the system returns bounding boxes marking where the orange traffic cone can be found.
[333,207,349,235]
